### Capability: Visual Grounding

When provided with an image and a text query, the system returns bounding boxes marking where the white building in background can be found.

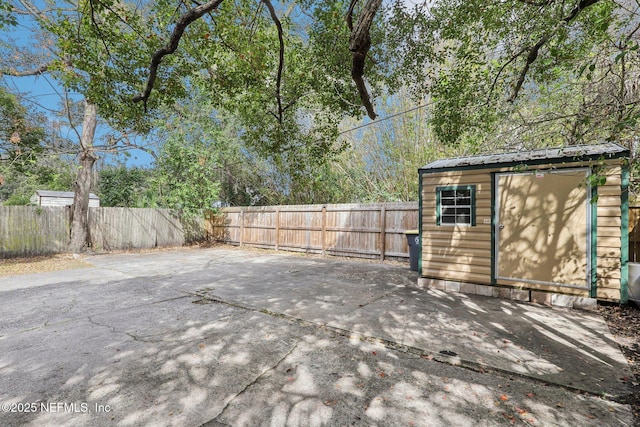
[30,190,100,207]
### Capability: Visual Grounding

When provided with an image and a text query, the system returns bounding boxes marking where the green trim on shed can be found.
[418,171,424,276]
[621,164,630,304]
[420,144,630,302]
[590,181,598,298]
[491,173,497,285]
[435,185,477,226]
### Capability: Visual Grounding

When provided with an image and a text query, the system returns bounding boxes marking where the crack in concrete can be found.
[204,340,299,426]
[341,286,404,317]
[87,315,119,334]
[7,294,192,339]
[60,298,78,315]
[124,332,164,343]
[151,294,192,304]
[6,319,77,337]
[87,316,165,344]
[185,290,633,402]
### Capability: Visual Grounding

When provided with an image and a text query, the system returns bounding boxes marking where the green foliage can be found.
[45,0,173,133]
[383,0,639,148]
[149,95,227,216]
[0,88,47,173]
[0,0,17,28]
[44,0,371,172]
[2,193,32,205]
[0,87,76,205]
[184,1,353,168]
[12,0,640,207]
[154,138,220,217]
[331,92,451,202]
[98,166,153,207]
[0,161,75,205]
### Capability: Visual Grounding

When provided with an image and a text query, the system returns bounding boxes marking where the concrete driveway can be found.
[0,247,634,426]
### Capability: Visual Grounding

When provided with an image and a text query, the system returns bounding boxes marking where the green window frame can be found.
[436,185,476,226]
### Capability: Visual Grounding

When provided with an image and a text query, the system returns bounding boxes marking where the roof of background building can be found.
[35,190,99,199]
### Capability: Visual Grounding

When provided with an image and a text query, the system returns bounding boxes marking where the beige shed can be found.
[418,143,630,305]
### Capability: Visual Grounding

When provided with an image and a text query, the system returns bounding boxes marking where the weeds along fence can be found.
[206,202,419,261]
[0,206,206,259]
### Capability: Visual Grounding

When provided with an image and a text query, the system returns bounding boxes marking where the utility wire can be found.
[336,102,432,137]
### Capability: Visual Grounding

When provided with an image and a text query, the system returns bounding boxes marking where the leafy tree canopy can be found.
[98,166,153,207]
[383,0,640,147]
[46,0,640,153]
[44,0,388,167]
[0,87,47,173]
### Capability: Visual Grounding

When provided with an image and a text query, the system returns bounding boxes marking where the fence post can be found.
[305,211,311,252]
[380,206,386,261]
[321,205,327,256]
[275,207,280,251]
[239,208,245,247]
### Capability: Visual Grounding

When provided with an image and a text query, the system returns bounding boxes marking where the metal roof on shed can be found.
[35,190,99,199]
[420,143,628,171]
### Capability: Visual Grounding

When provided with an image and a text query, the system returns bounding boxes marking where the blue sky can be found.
[1,4,156,169]
[3,71,157,168]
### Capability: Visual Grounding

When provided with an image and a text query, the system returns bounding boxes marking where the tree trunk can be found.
[69,101,98,254]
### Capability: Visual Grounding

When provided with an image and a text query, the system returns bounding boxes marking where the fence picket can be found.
[208,202,418,260]
[0,207,206,259]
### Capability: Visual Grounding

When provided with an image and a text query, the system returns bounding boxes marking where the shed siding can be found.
[422,171,493,284]
[421,159,625,301]
[596,165,622,300]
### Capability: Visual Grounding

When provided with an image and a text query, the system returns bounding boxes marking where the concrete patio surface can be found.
[0,247,635,426]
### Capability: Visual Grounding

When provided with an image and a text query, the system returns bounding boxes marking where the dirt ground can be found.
[0,254,91,277]
[598,303,640,424]
[2,250,640,424]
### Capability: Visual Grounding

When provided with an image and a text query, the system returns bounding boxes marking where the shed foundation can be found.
[418,278,598,311]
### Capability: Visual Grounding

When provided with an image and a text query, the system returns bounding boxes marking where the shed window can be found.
[437,186,476,226]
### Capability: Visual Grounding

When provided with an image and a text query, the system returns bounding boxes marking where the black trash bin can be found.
[405,230,420,272]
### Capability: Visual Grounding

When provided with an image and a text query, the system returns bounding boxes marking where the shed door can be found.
[495,169,590,290]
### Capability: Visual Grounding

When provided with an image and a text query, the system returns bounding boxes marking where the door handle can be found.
[499,224,505,229]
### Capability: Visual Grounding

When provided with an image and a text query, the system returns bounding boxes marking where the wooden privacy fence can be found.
[0,206,70,258]
[0,206,206,258]
[5,203,640,262]
[90,207,205,252]
[629,206,640,262]
[207,202,419,261]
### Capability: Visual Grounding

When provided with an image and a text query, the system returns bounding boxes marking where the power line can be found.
[336,102,432,137]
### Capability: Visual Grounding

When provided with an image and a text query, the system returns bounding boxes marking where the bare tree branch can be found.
[508,34,550,102]
[97,132,159,159]
[133,0,225,110]
[487,44,531,104]
[508,0,601,102]
[346,0,358,31]
[0,63,50,76]
[262,0,285,124]
[86,0,115,60]
[517,0,555,6]
[347,0,381,120]
[17,0,48,21]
